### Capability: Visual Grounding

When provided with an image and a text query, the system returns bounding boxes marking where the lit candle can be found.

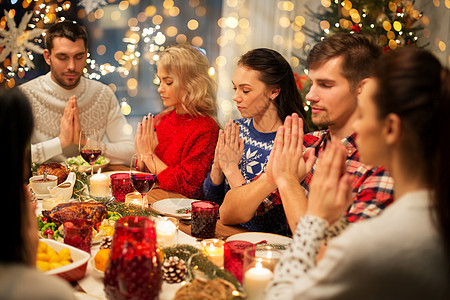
[125,192,146,208]
[201,239,224,267]
[243,260,273,300]
[155,218,178,247]
[89,168,110,197]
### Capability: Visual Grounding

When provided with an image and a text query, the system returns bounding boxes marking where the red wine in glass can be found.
[131,173,157,195]
[80,149,102,165]
[79,129,102,175]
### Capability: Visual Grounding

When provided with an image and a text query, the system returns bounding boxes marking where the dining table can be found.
[69,164,251,299]
[105,164,251,240]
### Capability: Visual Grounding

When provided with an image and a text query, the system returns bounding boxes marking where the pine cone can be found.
[100,236,113,249]
[162,256,186,284]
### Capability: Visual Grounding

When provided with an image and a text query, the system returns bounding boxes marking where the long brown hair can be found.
[238,48,309,133]
[0,88,35,265]
[372,48,450,258]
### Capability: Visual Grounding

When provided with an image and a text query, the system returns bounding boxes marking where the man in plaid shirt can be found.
[224,33,394,232]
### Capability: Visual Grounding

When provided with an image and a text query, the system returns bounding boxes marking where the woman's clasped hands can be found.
[134,113,159,172]
[306,141,353,225]
[210,120,245,187]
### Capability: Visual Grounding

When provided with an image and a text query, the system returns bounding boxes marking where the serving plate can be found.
[151,198,198,219]
[42,239,90,282]
[226,232,292,246]
[66,157,110,173]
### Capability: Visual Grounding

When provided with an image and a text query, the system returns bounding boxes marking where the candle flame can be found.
[255,260,263,269]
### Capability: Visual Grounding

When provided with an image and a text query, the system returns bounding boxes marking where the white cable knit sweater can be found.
[20,73,134,164]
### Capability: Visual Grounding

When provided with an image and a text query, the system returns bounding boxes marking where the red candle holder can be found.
[224,240,255,283]
[191,201,219,239]
[63,219,92,254]
[104,216,162,300]
[110,173,134,202]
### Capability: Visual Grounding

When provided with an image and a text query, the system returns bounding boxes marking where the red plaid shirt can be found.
[302,130,394,222]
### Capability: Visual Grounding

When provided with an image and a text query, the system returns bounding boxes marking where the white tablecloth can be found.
[76,230,198,300]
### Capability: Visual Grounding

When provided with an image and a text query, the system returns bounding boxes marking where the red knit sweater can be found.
[155,110,219,199]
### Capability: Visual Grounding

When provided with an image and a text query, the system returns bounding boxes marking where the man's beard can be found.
[50,65,81,89]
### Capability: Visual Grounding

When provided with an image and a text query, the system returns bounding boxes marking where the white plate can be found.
[151,198,198,219]
[226,232,292,246]
[74,291,104,300]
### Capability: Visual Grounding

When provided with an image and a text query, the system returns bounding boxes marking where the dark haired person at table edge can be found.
[266,48,450,299]
[0,88,74,299]
[20,20,134,164]
[203,48,309,236]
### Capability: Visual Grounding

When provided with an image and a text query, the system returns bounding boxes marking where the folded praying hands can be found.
[210,120,244,187]
[59,96,82,148]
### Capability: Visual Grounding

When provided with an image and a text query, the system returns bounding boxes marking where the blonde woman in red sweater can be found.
[134,44,219,199]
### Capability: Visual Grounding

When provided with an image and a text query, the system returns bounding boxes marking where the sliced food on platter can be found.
[66,155,110,173]
[151,198,198,219]
[226,232,292,247]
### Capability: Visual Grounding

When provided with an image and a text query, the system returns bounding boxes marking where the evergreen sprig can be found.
[162,244,244,293]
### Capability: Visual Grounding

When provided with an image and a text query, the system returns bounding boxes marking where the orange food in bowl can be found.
[94,248,110,272]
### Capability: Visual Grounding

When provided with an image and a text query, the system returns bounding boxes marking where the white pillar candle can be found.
[156,219,178,247]
[244,261,273,300]
[201,239,224,267]
[89,169,110,197]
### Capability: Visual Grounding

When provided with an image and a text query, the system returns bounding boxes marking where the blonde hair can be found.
[157,44,218,124]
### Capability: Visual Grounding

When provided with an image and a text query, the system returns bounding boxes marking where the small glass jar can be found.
[190,201,219,239]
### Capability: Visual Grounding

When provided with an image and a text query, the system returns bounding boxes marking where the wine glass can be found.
[130,154,157,197]
[79,129,102,175]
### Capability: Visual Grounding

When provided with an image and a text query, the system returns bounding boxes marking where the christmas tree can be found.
[305,0,426,50]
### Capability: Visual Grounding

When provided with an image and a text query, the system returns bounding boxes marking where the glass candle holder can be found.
[63,219,93,254]
[243,246,282,300]
[104,216,162,300]
[110,173,134,202]
[190,201,219,239]
[224,240,255,283]
[201,239,224,267]
[155,217,179,247]
[125,192,148,208]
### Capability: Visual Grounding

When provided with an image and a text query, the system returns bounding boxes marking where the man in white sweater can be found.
[20,20,134,165]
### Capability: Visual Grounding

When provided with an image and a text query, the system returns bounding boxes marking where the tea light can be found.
[243,260,273,300]
[201,239,224,267]
[125,192,147,208]
[155,217,178,247]
[89,169,110,197]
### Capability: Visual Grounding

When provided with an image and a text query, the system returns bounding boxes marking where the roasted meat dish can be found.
[37,162,69,184]
[42,202,108,226]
